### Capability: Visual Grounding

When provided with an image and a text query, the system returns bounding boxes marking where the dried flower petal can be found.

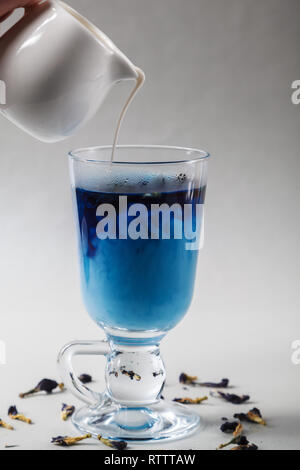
[247,408,266,425]
[19,379,64,398]
[98,435,127,451]
[217,423,244,449]
[233,422,243,437]
[173,396,208,404]
[231,443,258,451]
[121,367,141,381]
[78,374,92,384]
[218,391,250,404]
[234,407,266,426]
[51,434,91,447]
[201,379,229,388]
[153,370,164,378]
[61,404,75,421]
[220,421,239,433]
[8,406,32,424]
[0,419,14,430]
[179,373,198,385]
[179,373,229,388]
[235,436,249,446]
[109,371,119,378]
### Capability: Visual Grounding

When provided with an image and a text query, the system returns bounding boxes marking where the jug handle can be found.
[57,340,110,407]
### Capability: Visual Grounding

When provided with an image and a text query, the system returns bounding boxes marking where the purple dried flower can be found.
[98,435,127,450]
[179,373,229,388]
[218,391,250,404]
[78,374,92,384]
[220,421,239,433]
[8,406,32,424]
[51,434,91,447]
[234,407,266,425]
[19,379,64,398]
[61,403,75,421]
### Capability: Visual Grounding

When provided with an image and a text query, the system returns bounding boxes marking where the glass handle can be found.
[57,340,110,406]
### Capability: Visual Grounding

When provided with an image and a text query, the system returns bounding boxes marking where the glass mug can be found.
[58,145,210,442]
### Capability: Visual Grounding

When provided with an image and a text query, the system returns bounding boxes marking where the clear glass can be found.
[58,145,209,442]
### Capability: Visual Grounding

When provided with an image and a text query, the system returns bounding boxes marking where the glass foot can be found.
[72,398,201,443]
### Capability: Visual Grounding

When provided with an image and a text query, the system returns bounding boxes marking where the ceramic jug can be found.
[0,0,139,142]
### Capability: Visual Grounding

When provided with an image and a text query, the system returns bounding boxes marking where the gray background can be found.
[0,0,299,449]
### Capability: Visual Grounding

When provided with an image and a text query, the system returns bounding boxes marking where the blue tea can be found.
[75,184,206,332]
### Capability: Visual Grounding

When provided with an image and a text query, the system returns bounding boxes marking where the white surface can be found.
[0,0,299,450]
[0,334,299,450]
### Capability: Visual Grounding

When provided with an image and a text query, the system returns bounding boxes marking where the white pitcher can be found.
[0,0,139,142]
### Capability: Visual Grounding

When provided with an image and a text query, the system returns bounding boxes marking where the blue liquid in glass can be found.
[75,185,206,332]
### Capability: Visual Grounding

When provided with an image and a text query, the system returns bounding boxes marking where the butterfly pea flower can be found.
[8,406,32,424]
[179,373,198,385]
[97,435,127,451]
[78,374,92,384]
[231,443,258,451]
[153,370,164,378]
[217,391,250,404]
[120,368,141,381]
[51,434,92,447]
[61,404,75,421]
[217,423,244,450]
[220,420,240,433]
[234,407,266,426]
[179,373,229,388]
[200,378,229,388]
[0,419,14,430]
[19,379,64,398]
[173,396,208,404]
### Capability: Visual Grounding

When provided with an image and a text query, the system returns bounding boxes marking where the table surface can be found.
[1,312,299,451]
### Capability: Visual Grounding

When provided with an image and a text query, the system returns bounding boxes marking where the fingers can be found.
[0,0,41,20]
[0,1,19,18]
[0,11,14,22]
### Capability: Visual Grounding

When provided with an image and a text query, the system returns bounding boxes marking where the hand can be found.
[0,0,40,22]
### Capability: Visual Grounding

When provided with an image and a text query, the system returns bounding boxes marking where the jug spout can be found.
[110,53,141,83]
